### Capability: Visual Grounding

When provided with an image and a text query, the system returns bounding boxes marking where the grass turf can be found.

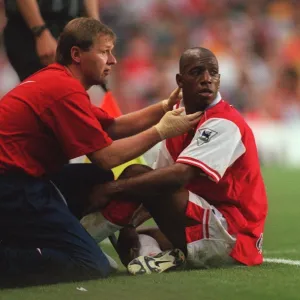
[1,166,300,300]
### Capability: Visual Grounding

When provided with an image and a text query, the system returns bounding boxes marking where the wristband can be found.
[31,24,47,37]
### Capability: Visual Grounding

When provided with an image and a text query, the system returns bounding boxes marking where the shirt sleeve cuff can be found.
[176,156,221,182]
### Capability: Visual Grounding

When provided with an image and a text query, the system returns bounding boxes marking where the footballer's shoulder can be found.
[206,100,248,132]
[218,100,246,120]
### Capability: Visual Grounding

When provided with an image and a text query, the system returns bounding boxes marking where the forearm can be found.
[88,127,161,170]
[107,102,165,139]
[16,0,45,28]
[99,164,194,198]
[83,0,100,20]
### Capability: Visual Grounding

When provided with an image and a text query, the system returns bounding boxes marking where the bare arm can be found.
[83,0,100,20]
[16,0,57,66]
[15,0,45,28]
[107,102,165,140]
[88,109,202,170]
[93,163,199,198]
[107,87,182,140]
[0,0,6,30]
[87,127,161,170]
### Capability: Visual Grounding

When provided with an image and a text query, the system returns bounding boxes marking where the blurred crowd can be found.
[1,0,300,122]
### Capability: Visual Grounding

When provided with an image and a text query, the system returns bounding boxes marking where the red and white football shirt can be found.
[154,94,268,266]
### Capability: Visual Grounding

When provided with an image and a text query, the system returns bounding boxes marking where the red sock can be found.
[101,199,140,226]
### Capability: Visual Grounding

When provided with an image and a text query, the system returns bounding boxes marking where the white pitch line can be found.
[264,258,300,266]
[264,249,298,254]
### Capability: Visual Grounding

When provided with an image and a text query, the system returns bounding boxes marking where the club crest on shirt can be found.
[197,128,218,145]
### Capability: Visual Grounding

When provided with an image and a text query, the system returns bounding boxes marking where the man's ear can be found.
[176,73,183,88]
[70,46,81,64]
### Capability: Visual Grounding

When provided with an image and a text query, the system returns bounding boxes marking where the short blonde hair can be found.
[56,17,116,65]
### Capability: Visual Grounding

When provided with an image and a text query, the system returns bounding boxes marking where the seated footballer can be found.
[82,46,268,274]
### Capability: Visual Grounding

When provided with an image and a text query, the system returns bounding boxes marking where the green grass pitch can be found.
[1,166,300,300]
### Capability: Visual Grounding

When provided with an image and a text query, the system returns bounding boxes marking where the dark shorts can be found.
[0,163,114,283]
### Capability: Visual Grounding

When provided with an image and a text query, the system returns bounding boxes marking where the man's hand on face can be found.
[154,108,202,140]
[162,87,183,112]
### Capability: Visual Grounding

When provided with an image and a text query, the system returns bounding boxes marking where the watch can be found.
[31,24,47,37]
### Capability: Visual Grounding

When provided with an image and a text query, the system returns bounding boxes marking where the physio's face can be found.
[80,34,117,87]
[176,53,220,113]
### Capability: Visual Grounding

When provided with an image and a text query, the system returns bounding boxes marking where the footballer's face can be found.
[176,52,220,113]
[78,34,117,88]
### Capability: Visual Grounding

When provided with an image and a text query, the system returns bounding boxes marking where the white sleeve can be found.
[152,140,174,169]
[177,118,246,182]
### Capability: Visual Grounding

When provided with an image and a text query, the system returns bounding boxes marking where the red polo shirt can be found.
[0,63,114,176]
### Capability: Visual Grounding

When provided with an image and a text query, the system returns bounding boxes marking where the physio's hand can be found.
[35,30,57,66]
[162,87,183,112]
[154,108,202,140]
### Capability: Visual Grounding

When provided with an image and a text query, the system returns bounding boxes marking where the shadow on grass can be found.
[0,262,252,290]
[0,269,130,290]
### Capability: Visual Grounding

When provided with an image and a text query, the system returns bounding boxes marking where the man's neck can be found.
[205,92,222,110]
[65,64,90,90]
[185,92,222,114]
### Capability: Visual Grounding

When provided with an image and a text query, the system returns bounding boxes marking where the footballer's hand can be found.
[117,227,140,266]
[162,87,183,112]
[35,29,57,66]
[130,204,151,227]
[154,108,202,140]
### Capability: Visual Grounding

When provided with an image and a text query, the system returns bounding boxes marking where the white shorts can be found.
[185,191,237,268]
